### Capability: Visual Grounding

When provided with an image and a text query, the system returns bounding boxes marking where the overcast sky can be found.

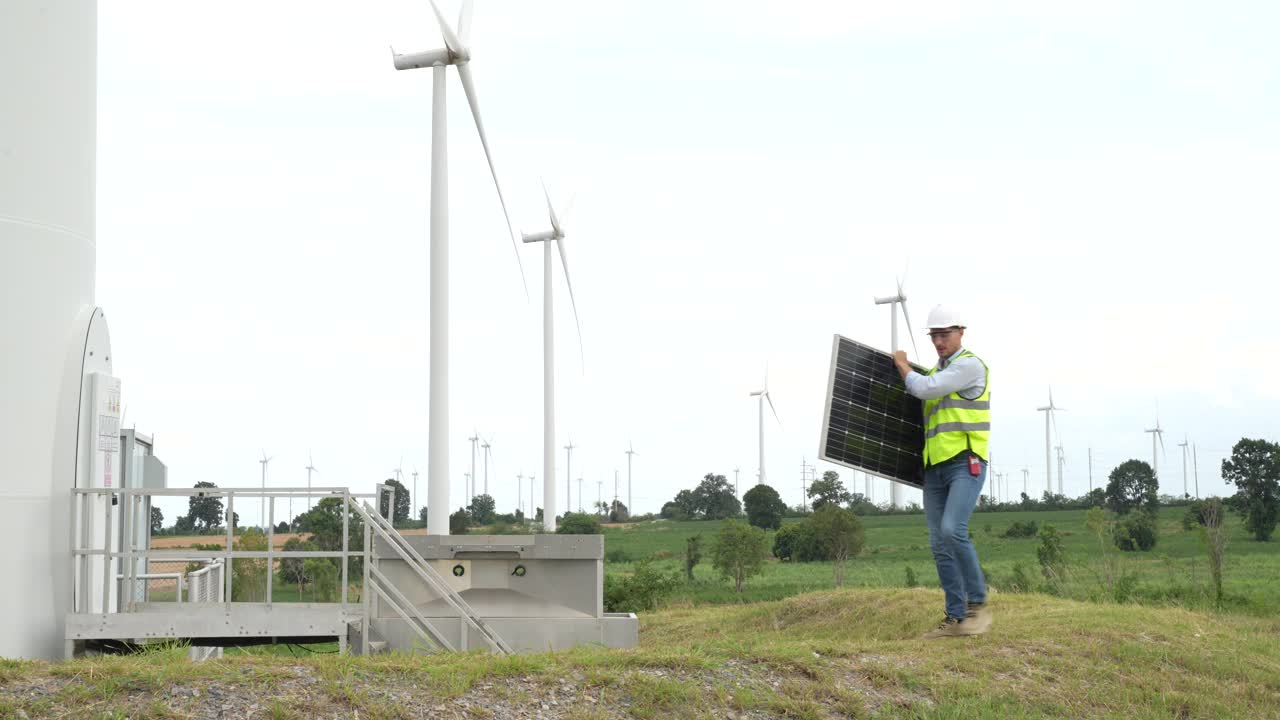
[96,1,1280,526]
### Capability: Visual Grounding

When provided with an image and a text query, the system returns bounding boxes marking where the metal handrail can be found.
[352,489,511,654]
[71,486,374,616]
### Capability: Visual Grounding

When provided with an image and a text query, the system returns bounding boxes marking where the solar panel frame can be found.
[819,334,928,490]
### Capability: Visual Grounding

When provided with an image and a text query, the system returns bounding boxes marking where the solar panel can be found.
[819,334,927,490]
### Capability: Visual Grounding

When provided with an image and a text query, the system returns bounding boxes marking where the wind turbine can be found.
[625,441,638,516]
[516,471,524,515]
[1178,436,1189,498]
[564,440,576,511]
[411,466,420,523]
[258,450,273,530]
[468,432,480,501]
[733,467,740,500]
[522,181,583,532]
[749,369,781,487]
[577,477,584,513]
[305,451,319,516]
[1144,417,1165,488]
[481,434,493,496]
[874,274,921,509]
[392,0,524,535]
[1036,388,1065,496]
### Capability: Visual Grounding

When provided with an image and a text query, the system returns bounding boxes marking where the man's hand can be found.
[892,350,912,380]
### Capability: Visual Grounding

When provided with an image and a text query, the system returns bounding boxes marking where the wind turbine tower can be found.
[874,276,920,509]
[305,451,319,514]
[1036,389,1065,495]
[1054,446,1065,495]
[481,436,492,496]
[564,440,576,511]
[625,442,637,517]
[1178,437,1189,498]
[468,432,480,501]
[522,182,583,532]
[259,451,272,529]
[392,0,525,535]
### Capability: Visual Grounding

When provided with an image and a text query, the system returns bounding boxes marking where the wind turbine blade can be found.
[542,178,560,234]
[766,392,781,426]
[456,0,474,46]
[556,236,585,368]
[456,62,528,299]
[425,0,464,56]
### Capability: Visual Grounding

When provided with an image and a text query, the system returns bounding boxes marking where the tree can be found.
[280,536,318,598]
[379,478,411,525]
[1104,460,1159,516]
[807,471,851,511]
[557,512,602,534]
[231,529,269,601]
[665,489,699,519]
[711,521,768,593]
[295,497,364,577]
[449,508,471,535]
[742,484,785,530]
[693,474,741,520]
[275,521,289,534]
[684,535,703,581]
[419,506,429,527]
[468,494,497,526]
[1221,438,1280,541]
[188,481,225,531]
[1037,524,1066,591]
[150,506,163,535]
[173,513,195,535]
[810,505,865,586]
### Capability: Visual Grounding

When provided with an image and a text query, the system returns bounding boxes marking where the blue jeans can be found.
[923,455,987,620]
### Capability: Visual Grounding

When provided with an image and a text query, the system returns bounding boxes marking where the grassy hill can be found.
[2,588,1278,719]
[600,509,1279,616]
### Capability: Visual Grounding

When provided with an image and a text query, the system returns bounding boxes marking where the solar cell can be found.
[819,335,927,490]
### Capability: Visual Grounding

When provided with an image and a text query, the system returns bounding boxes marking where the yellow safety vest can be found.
[922,350,990,466]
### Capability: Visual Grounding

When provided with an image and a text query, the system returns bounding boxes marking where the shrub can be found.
[1182,500,1212,531]
[810,505,865,586]
[603,560,679,613]
[1037,524,1066,590]
[604,548,632,564]
[1115,513,1158,552]
[449,508,471,535]
[1001,520,1039,538]
[1199,499,1228,604]
[231,529,269,601]
[904,565,918,588]
[684,535,703,581]
[772,521,825,562]
[1008,563,1032,593]
[557,512,602,535]
[712,521,769,593]
[303,558,338,602]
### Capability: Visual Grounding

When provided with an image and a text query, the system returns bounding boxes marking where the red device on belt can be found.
[968,454,982,476]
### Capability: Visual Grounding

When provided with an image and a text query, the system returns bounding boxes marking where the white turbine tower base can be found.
[392,0,525,535]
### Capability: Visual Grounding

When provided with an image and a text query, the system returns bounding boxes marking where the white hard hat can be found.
[925,304,965,330]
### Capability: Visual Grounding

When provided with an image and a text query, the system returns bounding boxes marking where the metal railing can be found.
[71,486,371,615]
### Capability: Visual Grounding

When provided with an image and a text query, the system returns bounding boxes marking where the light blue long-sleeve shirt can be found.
[904,348,986,401]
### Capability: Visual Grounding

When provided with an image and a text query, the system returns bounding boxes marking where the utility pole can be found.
[1087,448,1093,493]
[596,479,603,517]
[625,444,638,518]
[800,458,810,513]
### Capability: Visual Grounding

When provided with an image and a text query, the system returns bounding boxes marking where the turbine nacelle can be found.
[392,46,465,70]
[522,229,560,244]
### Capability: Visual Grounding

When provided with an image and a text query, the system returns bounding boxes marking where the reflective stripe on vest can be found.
[921,350,990,466]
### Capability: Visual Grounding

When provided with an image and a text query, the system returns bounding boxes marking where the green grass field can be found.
[600,508,1279,616]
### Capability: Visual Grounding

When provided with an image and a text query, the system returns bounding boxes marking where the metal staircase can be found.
[348,487,512,655]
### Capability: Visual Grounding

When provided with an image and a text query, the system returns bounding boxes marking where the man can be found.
[893,304,992,638]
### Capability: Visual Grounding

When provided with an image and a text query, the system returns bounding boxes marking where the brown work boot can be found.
[965,602,993,634]
[921,616,979,639]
